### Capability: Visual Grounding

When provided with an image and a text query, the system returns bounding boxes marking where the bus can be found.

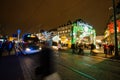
[22,33,41,54]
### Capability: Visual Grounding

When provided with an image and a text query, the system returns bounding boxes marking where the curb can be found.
[91,55,120,63]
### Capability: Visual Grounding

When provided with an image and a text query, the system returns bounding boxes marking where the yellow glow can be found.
[31,35,35,38]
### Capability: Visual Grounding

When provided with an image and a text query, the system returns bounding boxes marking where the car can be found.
[51,41,58,50]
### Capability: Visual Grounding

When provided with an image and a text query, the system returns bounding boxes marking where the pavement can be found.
[0,55,24,80]
[89,48,120,62]
[0,48,120,80]
[61,48,120,62]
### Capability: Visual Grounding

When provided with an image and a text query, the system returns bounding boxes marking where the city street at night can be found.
[0,0,120,80]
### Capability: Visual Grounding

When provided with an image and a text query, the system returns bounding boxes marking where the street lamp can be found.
[17,29,21,42]
[112,0,119,57]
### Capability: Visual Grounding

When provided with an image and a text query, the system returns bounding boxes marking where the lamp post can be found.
[112,0,119,57]
[17,29,21,42]
[71,26,74,44]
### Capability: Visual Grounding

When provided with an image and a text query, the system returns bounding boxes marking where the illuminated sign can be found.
[107,20,120,33]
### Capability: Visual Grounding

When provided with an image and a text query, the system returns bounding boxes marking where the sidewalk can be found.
[92,48,120,61]
[1,50,15,56]
[61,48,120,62]
[0,55,24,80]
[92,49,113,58]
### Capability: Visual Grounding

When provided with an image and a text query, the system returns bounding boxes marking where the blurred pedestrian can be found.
[75,42,79,53]
[103,44,108,57]
[6,41,14,55]
[57,41,61,56]
[35,46,61,80]
[12,40,17,54]
[71,44,75,54]
[108,43,114,55]
[0,41,3,57]
[78,43,84,55]
[90,43,96,55]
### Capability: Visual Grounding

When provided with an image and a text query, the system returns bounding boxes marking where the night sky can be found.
[0,0,119,36]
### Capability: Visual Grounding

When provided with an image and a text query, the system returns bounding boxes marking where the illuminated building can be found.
[105,14,120,45]
[57,19,96,47]
[38,19,96,48]
[57,24,72,48]
[71,19,96,44]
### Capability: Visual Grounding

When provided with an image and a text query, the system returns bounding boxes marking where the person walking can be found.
[90,43,96,55]
[103,43,108,57]
[108,43,114,55]
[6,41,14,56]
[8,41,13,55]
[0,41,3,57]
[57,41,61,56]
[78,43,84,55]
[35,46,61,80]
[71,44,76,54]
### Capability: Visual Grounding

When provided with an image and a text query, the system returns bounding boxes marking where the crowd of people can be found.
[0,39,19,57]
[71,43,96,55]
[71,42,115,57]
[103,43,114,57]
[0,40,21,56]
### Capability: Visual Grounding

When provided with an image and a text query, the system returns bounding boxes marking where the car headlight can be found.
[39,47,42,50]
[26,48,31,51]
